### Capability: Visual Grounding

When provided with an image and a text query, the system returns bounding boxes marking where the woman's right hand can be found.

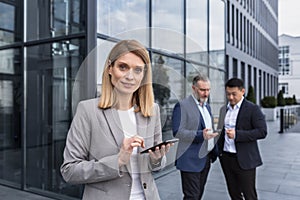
[118,136,144,166]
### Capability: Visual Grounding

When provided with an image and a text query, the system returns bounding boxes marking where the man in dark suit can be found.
[217,78,267,200]
[172,74,219,199]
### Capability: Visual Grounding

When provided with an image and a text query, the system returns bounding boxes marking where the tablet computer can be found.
[140,138,179,154]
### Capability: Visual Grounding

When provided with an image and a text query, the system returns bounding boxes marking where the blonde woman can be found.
[61,40,170,200]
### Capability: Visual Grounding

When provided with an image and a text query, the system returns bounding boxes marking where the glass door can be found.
[0,48,22,187]
[26,39,84,198]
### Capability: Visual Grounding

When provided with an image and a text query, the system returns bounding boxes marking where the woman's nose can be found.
[125,69,134,79]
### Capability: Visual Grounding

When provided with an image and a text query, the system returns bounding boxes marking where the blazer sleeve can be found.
[235,103,268,142]
[60,101,121,185]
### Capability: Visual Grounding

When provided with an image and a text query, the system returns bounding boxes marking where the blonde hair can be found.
[98,40,154,117]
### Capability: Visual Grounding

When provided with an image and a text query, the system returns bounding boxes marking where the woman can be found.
[61,40,170,200]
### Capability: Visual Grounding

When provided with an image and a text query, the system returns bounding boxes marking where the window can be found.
[152,0,184,54]
[0,48,22,187]
[0,1,22,46]
[151,53,184,141]
[97,0,149,44]
[26,0,85,41]
[26,39,85,198]
[233,58,238,77]
[278,46,290,75]
[279,83,288,95]
[186,0,207,63]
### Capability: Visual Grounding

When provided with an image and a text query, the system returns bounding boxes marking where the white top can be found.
[223,97,244,153]
[118,107,145,200]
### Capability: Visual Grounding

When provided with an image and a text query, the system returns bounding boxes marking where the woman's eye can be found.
[134,67,143,74]
[118,64,128,71]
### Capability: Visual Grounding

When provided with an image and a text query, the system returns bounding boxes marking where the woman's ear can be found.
[108,65,112,75]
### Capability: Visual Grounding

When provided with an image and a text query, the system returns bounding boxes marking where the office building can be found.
[0,0,225,199]
[225,0,278,104]
[0,0,280,199]
[278,34,300,102]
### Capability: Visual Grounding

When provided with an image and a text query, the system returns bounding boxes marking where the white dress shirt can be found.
[192,95,214,151]
[223,96,244,153]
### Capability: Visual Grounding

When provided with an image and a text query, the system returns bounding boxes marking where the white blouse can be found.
[118,107,145,200]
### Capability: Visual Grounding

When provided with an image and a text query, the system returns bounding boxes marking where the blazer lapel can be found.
[187,95,205,127]
[135,112,148,137]
[135,111,151,173]
[102,108,124,148]
[236,99,247,128]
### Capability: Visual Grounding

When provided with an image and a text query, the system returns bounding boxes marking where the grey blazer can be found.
[61,98,165,200]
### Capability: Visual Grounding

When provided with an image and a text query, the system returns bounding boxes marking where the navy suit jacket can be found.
[172,95,218,172]
[217,99,268,170]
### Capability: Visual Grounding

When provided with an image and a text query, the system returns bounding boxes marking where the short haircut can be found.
[192,74,210,86]
[225,78,244,90]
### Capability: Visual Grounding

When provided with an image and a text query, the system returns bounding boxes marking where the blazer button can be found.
[143,183,147,189]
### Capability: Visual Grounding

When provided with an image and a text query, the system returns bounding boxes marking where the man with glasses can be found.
[172,74,219,199]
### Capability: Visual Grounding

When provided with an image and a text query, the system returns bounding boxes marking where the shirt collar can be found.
[227,96,244,110]
[192,94,207,107]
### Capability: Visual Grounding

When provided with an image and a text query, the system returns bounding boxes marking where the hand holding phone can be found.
[140,138,179,154]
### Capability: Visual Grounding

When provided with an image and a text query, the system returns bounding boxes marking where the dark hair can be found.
[225,78,244,90]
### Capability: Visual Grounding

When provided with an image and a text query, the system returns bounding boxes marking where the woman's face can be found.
[109,52,145,95]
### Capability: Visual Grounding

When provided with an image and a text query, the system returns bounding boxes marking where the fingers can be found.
[148,143,171,159]
[130,136,145,148]
[225,129,235,139]
[203,128,219,140]
[122,135,145,152]
[125,135,144,148]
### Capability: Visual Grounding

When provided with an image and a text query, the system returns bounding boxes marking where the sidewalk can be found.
[156,118,300,200]
[0,118,300,200]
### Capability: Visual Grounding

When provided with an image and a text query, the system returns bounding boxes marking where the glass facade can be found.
[26,0,85,41]
[97,0,149,44]
[152,0,184,54]
[186,0,208,63]
[0,48,22,186]
[0,0,225,199]
[0,1,22,46]
[25,38,85,198]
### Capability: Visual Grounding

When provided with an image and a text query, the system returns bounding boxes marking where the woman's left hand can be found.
[148,143,172,164]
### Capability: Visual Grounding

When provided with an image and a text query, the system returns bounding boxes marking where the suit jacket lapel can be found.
[236,99,247,128]
[102,108,124,148]
[187,95,205,128]
[135,111,148,140]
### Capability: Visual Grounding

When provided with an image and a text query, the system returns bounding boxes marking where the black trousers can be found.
[220,152,257,200]
[180,157,211,200]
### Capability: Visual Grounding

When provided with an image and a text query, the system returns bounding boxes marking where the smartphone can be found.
[140,138,179,154]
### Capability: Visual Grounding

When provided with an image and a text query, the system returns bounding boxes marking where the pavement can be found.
[1,118,300,200]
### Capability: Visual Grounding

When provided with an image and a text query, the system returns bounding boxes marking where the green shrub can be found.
[277,90,286,106]
[285,97,294,105]
[293,95,298,105]
[261,96,277,108]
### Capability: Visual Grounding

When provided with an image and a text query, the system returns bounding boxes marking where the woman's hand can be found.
[148,143,172,165]
[118,136,144,166]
